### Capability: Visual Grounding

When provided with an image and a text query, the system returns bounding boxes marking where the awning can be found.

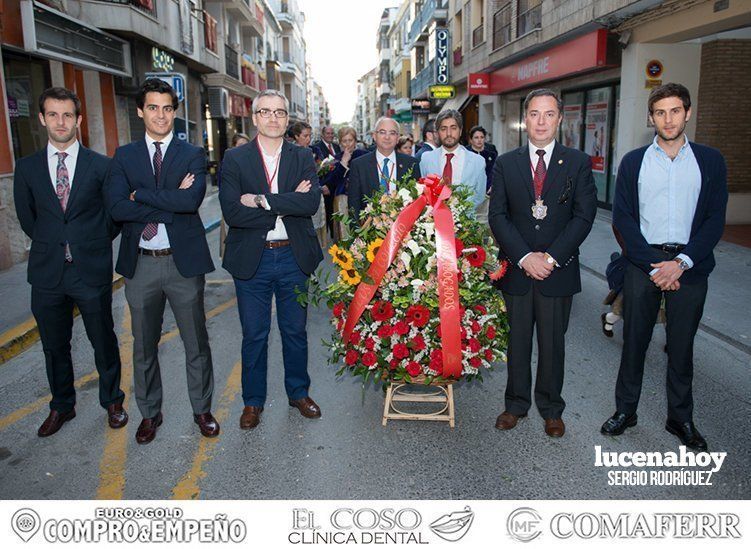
[441,87,472,113]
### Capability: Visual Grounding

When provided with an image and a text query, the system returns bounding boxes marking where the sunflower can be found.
[340,267,361,285]
[329,244,354,269]
[366,238,384,263]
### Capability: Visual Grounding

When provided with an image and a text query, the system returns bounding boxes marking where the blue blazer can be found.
[106,137,214,279]
[612,142,728,283]
[419,147,487,209]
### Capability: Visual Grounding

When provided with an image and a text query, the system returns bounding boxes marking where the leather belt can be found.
[265,240,290,249]
[651,243,685,253]
[138,247,172,257]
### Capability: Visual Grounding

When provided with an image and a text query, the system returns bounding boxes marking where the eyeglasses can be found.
[255,108,289,118]
[375,130,399,137]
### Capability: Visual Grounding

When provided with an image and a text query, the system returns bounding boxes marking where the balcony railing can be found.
[453,45,462,66]
[204,11,218,53]
[472,22,484,48]
[410,60,435,98]
[98,0,156,16]
[517,0,542,38]
[409,0,448,44]
[493,4,512,50]
[225,44,239,79]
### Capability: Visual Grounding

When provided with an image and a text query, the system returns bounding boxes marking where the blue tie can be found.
[380,157,390,193]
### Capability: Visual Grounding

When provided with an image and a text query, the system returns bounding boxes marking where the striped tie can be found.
[141,141,163,241]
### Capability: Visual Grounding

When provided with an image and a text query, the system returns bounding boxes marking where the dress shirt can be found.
[47,140,80,191]
[638,135,700,269]
[440,145,465,185]
[375,149,397,193]
[519,140,558,268]
[139,132,174,250]
[259,141,289,241]
[322,140,336,157]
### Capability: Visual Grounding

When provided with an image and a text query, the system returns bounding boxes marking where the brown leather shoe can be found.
[135,412,163,444]
[107,403,128,429]
[495,411,527,430]
[240,406,263,430]
[38,409,76,437]
[544,418,565,438]
[194,412,220,437]
[289,397,322,418]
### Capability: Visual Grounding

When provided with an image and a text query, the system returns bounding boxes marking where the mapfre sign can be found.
[468,73,491,94]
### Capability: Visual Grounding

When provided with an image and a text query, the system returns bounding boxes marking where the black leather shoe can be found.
[665,419,707,451]
[601,313,614,338]
[601,412,637,436]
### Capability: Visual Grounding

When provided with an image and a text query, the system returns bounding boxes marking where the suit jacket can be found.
[414,142,435,162]
[219,138,323,279]
[14,146,118,289]
[313,140,341,162]
[320,148,368,196]
[419,147,487,209]
[612,142,728,283]
[106,137,214,279]
[489,142,597,297]
[466,144,498,191]
[347,151,420,224]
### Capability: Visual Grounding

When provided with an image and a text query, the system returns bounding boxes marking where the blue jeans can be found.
[234,246,310,407]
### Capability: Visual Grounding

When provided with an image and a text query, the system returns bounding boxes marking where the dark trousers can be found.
[323,193,335,239]
[234,246,311,407]
[31,262,124,413]
[615,261,707,422]
[502,286,572,419]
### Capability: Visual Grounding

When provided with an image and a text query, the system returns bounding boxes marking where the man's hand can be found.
[295,180,312,193]
[321,185,330,196]
[521,252,554,281]
[650,260,683,290]
[240,193,257,208]
[129,190,136,202]
[179,173,195,189]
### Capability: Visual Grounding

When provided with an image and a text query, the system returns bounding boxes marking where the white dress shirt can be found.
[259,141,289,241]
[139,132,174,250]
[440,145,465,185]
[47,140,79,191]
[375,150,397,193]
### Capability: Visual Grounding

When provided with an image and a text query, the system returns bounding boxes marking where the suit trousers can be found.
[234,246,311,407]
[124,253,214,418]
[502,285,572,419]
[615,260,708,422]
[31,262,124,413]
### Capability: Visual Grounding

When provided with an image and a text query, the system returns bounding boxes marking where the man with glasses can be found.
[219,89,323,430]
[348,117,420,225]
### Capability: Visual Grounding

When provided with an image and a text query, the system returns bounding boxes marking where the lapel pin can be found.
[558,159,563,165]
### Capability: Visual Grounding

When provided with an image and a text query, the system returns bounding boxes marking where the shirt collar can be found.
[375,149,396,165]
[145,132,174,151]
[652,134,690,157]
[47,140,79,160]
[441,145,463,159]
[259,140,283,159]
[528,139,556,160]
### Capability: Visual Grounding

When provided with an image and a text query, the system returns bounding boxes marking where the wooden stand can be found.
[382,376,455,428]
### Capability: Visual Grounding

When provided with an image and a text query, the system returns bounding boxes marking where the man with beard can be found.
[601,83,728,451]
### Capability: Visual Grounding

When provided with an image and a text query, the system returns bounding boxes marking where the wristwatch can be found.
[254,194,264,208]
[545,254,557,266]
[673,257,690,271]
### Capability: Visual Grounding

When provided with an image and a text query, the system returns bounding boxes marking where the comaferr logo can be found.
[550,513,741,539]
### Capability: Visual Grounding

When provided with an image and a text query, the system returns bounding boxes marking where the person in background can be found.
[313,125,341,161]
[466,125,498,193]
[396,135,414,156]
[289,121,313,150]
[415,119,439,162]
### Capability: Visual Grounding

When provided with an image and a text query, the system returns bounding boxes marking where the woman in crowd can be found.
[396,135,414,156]
[466,125,497,193]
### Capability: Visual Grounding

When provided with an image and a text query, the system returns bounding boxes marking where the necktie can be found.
[142,141,163,241]
[442,153,454,185]
[56,152,73,262]
[379,157,390,193]
[533,149,546,198]
[327,142,335,156]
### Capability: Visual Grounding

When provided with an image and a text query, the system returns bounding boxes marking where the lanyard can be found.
[257,140,281,192]
[379,158,395,183]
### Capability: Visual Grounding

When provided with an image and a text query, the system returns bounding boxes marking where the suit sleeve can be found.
[488,158,532,263]
[13,162,36,238]
[347,160,363,225]
[264,151,321,217]
[219,153,277,230]
[546,155,597,264]
[133,148,206,213]
[105,151,174,224]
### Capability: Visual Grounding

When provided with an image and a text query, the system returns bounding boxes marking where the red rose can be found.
[474,304,487,315]
[406,361,422,377]
[470,356,482,368]
[336,319,344,331]
[469,338,481,353]
[345,349,359,366]
[371,300,395,321]
[364,338,376,351]
[454,238,464,258]
[393,320,410,336]
[411,333,426,351]
[467,247,487,267]
[429,349,443,374]
[377,324,394,339]
[361,351,377,367]
[333,302,345,318]
[471,321,482,334]
[460,327,468,340]
[486,325,496,339]
[406,304,430,327]
[484,349,494,361]
[393,343,410,359]
[436,324,442,338]
[389,358,400,370]
[350,331,362,345]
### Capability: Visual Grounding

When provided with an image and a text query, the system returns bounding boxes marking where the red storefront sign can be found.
[489,29,609,94]
[468,73,491,94]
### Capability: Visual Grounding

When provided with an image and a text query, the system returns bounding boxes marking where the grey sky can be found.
[300,0,399,124]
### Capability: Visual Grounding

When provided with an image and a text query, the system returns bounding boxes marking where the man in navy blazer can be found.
[415,119,439,162]
[312,125,341,162]
[220,89,323,430]
[14,87,126,437]
[601,84,728,451]
[347,117,420,226]
[106,79,218,444]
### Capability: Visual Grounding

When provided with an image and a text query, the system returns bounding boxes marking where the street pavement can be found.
[0,194,749,500]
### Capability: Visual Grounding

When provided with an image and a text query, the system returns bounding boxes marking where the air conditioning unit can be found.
[208,87,229,119]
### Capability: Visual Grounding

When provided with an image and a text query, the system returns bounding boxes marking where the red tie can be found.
[533,149,546,198]
[442,153,454,185]
[327,143,334,156]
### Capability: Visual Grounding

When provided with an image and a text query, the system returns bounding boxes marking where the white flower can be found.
[400,251,411,269]
[406,239,421,256]
[397,187,412,203]
[410,278,424,288]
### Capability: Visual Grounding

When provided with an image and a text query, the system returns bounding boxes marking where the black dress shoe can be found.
[601,313,614,338]
[601,412,637,436]
[665,419,707,451]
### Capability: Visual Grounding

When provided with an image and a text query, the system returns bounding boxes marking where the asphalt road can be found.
[0,228,749,501]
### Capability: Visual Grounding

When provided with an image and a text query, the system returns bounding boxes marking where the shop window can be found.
[492,3,511,50]
[3,54,51,161]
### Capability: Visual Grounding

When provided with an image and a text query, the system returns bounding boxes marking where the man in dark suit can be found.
[219,89,323,430]
[489,88,597,438]
[347,117,420,225]
[106,79,218,444]
[13,87,126,437]
[414,119,439,162]
[313,125,341,162]
[601,83,728,450]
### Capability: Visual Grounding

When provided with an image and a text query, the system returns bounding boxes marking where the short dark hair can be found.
[435,109,463,131]
[231,132,250,147]
[137,78,179,110]
[648,82,691,114]
[289,121,312,138]
[422,119,436,141]
[523,88,563,114]
[469,125,486,138]
[39,87,81,117]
